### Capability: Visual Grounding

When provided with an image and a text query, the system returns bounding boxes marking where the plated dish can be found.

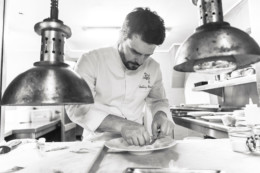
[105,136,176,155]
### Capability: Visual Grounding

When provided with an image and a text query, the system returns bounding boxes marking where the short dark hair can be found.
[121,7,166,45]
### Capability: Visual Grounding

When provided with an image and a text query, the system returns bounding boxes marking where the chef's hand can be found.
[121,122,150,146]
[151,111,175,139]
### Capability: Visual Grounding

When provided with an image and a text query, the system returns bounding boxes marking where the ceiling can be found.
[4,0,243,58]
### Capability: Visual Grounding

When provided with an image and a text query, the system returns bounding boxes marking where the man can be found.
[66,7,175,146]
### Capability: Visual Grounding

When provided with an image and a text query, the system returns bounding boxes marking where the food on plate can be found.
[230,69,242,78]
[242,67,255,76]
[193,59,237,74]
[221,115,236,126]
[105,136,175,151]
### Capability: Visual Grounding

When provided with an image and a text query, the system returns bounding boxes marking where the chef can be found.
[65,7,175,146]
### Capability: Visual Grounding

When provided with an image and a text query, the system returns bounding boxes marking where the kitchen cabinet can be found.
[4,119,62,142]
[3,107,77,142]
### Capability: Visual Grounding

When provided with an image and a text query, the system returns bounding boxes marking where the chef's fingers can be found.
[165,125,175,139]
[143,131,151,145]
[137,137,146,146]
[164,123,174,138]
[132,137,140,146]
[167,128,173,138]
[126,138,133,145]
[166,125,173,136]
[136,131,150,146]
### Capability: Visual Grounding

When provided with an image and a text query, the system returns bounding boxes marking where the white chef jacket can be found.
[65,46,172,140]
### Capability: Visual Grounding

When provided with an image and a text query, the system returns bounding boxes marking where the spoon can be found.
[0,140,22,154]
[0,145,11,154]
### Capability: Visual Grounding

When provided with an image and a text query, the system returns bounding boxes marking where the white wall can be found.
[153,50,185,106]
[248,0,260,43]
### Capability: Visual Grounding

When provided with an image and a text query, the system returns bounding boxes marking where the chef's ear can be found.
[120,29,128,41]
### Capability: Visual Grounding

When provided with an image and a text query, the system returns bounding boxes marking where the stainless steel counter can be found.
[172,116,229,138]
[4,119,61,140]
[2,138,260,173]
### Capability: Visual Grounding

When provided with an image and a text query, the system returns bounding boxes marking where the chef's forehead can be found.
[127,34,156,55]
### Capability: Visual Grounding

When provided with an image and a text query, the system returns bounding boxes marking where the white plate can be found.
[200,115,223,122]
[213,112,233,116]
[105,136,176,155]
[187,111,214,117]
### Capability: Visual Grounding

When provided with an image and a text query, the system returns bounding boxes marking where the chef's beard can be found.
[125,61,140,70]
[118,46,140,70]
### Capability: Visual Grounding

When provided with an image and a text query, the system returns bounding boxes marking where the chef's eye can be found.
[130,48,142,56]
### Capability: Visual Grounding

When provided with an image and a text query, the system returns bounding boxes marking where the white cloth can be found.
[65,46,172,139]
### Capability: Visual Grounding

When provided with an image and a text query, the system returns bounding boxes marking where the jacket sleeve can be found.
[65,51,109,132]
[146,65,174,123]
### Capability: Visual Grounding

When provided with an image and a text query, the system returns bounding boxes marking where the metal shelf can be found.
[193,74,256,91]
[192,74,256,96]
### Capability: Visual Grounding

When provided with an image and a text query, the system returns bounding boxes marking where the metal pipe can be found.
[0,0,6,142]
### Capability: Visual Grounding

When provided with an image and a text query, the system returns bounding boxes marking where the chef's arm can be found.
[97,114,139,133]
[152,110,175,138]
[65,104,108,132]
[146,67,175,138]
[65,51,105,131]
[97,114,151,145]
[146,68,173,122]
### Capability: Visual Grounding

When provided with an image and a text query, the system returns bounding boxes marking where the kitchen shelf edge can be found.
[193,74,256,91]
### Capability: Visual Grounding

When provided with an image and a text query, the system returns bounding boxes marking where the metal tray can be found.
[125,167,222,173]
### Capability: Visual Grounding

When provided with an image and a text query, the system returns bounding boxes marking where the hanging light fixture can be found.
[1,0,94,105]
[174,0,260,74]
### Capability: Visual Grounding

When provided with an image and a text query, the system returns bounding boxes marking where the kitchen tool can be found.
[0,140,22,154]
[150,129,161,145]
[125,167,222,173]
[0,146,11,154]
[0,166,24,173]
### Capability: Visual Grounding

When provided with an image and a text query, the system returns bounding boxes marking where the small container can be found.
[228,127,253,153]
[242,67,255,76]
[252,125,260,153]
[221,115,236,126]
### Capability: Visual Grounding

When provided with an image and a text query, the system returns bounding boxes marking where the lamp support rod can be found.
[0,0,6,143]
[50,0,58,19]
